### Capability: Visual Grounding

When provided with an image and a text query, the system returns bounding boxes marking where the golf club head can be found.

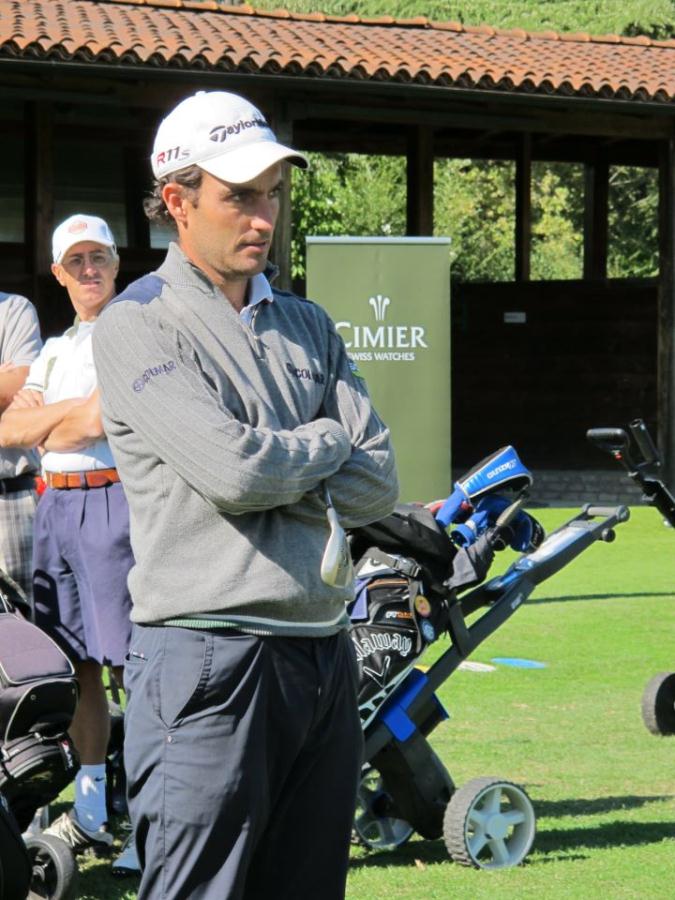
[320,505,354,589]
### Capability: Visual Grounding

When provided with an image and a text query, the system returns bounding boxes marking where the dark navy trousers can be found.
[124,625,363,900]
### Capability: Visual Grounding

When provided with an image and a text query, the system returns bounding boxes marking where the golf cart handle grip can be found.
[586,427,628,450]
[629,419,659,466]
[584,504,630,522]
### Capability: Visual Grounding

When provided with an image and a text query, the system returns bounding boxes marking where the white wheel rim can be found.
[354,770,415,850]
[464,783,535,869]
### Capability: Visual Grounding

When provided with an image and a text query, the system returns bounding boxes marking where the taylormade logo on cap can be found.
[52,215,117,264]
[151,91,309,184]
[208,115,268,144]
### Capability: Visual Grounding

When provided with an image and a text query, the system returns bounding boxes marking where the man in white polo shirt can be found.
[0,214,134,857]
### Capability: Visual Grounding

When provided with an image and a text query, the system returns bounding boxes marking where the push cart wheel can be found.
[25,833,77,900]
[641,671,675,736]
[353,767,414,851]
[443,777,536,869]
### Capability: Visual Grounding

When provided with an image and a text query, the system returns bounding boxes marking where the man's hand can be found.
[0,363,31,414]
[7,388,45,410]
[0,394,87,450]
[41,390,104,452]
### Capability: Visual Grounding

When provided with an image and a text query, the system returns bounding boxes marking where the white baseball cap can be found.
[151,91,309,184]
[52,215,117,264]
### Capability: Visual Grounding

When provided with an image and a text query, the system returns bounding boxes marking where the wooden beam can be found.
[657,139,675,488]
[289,97,674,140]
[406,126,434,236]
[515,134,531,282]
[268,103,294,292]
[583,157,609,279]
[24,101,54,308]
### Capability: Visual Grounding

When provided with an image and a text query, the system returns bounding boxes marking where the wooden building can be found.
[2,0,675,474]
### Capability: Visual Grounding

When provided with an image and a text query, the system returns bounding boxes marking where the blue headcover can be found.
[434,446,532,528]
[450,495,537,552]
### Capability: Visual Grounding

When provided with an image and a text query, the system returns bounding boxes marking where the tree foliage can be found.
[258,0,666,282]
[252,0,675,36]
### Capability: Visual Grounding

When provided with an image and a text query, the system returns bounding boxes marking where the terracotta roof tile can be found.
[1,0,675,103]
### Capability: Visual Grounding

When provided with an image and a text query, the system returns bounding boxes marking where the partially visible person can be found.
[0,292,42,603]
[0,215,134,862]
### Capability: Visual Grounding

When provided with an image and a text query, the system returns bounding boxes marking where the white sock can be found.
[74,764,107,831]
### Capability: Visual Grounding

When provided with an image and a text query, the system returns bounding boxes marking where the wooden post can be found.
[269,104,294,292]
[124,146,151,250]
[657,139,675,488]
[583,156,609,279]
[515,134,531,281]
[24,101,54,313]
[406,126,434,236]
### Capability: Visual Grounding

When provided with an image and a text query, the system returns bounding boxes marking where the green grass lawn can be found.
[71,506,675,899]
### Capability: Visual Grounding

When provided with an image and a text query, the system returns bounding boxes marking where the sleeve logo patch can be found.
[132,360,176,392]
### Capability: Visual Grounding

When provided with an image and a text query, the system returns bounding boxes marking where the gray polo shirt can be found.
[0,293,42,479]
[93,243,398,635]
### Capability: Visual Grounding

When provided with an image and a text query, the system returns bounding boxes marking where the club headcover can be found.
[455,446,532,503]
[450,494,545,553]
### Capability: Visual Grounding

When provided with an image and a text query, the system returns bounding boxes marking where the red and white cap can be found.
[151,91,309,184]
[52,215,117,264]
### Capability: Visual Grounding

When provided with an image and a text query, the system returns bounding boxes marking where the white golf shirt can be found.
[25,318,115,473]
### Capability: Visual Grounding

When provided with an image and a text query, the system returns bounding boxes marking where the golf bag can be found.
[349,509,453,729]
[348,446,542,730]
[0,575,79,831]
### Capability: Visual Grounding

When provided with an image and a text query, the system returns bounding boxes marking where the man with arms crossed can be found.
[0,291,41,602]
[93,90,398,900]
[0,216,133,857]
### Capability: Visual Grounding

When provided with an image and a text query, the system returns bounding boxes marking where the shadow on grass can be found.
[351,838,589,869]
[535,794,673,817]
[350,838,449,870]
[535,819,675,854]
[533,591,675,604]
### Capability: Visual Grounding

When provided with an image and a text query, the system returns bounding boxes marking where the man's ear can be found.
[51,263,66,287]
[162,183,189,227]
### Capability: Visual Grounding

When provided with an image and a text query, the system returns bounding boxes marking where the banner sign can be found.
[306,237,451,503]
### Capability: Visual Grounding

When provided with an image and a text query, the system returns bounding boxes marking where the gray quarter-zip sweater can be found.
[93,243,398,635]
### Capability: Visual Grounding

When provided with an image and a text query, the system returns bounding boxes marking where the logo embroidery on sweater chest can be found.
[285,362,325,385]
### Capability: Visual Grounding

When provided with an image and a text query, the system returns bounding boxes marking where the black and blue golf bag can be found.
[348,446,542,730]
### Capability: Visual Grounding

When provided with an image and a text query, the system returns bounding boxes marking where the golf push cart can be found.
[588,419,675,737]
[346,445,629,869]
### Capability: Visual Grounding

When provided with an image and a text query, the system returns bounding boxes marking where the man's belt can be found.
[45,468,120,490]
[0,473,38,495]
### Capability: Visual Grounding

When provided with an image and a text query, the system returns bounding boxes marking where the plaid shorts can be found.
[0,488,38,604]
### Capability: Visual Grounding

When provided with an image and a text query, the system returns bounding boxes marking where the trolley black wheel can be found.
[443,776,536,869]
[353,766,414,851]
[25,833,78,900]
[641,671,675,736]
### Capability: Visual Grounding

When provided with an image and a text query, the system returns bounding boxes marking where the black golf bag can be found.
[0,575,79,832]
[348,504,458,729]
